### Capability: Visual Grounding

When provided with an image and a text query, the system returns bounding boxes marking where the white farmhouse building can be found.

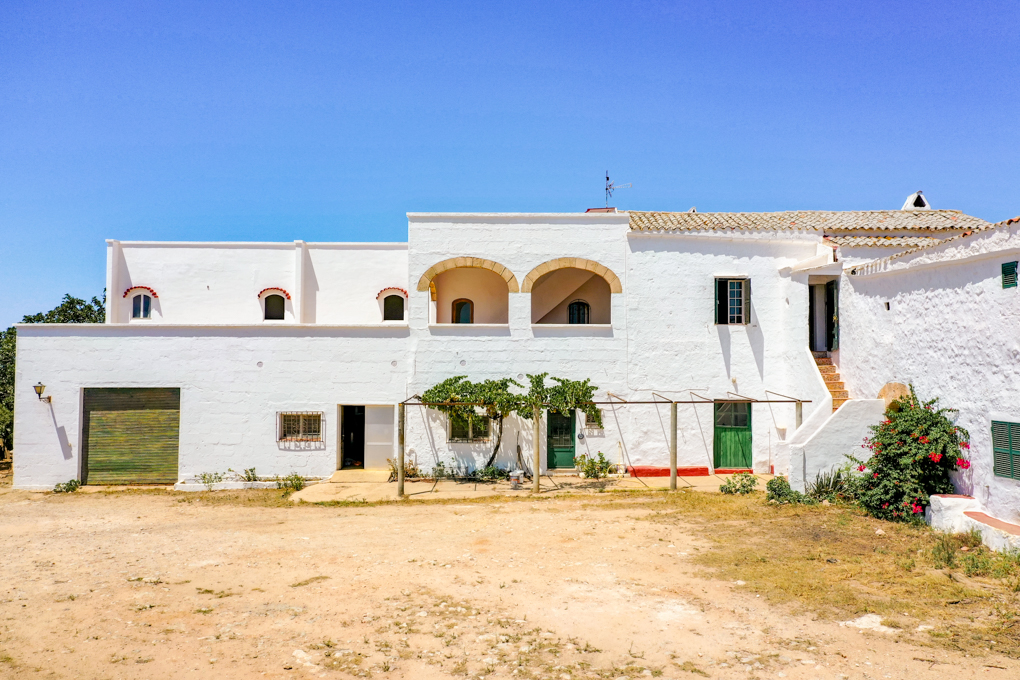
[13,198,1018,534]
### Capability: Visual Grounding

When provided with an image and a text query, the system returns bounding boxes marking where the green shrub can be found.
[765,476,814,504]
[276,473,305,492]
[53,479,80,493]
[386,458,423,482]
[577,451,615,479]
[431,461,451,480]
[241,467,259,482]
[808,467,861,502]
[198,472,224,490]
[848,386,970,522]
[719,472,758,495]
[475,465,510,482]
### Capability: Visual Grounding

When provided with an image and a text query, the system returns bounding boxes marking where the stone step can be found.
[832,398,849,410]
[822,373,841,383]
[811,351,830,358]
[817,364,837,374]
[828,389,849,400]
[814,357,834,366]
[824,381,845,391]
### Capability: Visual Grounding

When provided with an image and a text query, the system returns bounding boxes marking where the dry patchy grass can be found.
[635,490,1020,658]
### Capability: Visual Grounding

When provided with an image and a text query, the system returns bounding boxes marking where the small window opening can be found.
[452,299,473,324]
[264,294,285,320]
[568,299,590,324]
[1003,262,1017,289]
[279,412,323,442]
[884,301,891,311]
[383,294,405,321]
[449,413,490,442]
[913,195,927,207]
[715,278,750,325]
[132,294,151,319]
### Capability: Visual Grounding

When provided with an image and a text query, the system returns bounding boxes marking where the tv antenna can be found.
[605,171,631,208]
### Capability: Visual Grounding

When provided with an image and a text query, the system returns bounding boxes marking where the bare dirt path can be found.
[0,489,1015,679]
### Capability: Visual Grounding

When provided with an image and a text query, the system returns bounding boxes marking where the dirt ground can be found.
[1,483,1017,679]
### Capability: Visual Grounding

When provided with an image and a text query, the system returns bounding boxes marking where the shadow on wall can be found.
[48,404,72,460]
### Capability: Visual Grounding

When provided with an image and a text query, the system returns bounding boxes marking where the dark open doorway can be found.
[809,281,839,352]
[340,405,365,469]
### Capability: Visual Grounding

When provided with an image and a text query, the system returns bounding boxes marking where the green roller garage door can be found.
[82,388,180,485]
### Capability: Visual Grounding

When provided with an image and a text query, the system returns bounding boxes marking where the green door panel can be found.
[713,402,752,469]
[82,388,180,485]
[547,409,576,469]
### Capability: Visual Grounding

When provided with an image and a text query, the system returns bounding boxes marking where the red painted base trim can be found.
[627,466,710,477]
[714,468,753,474]
[965,511,1020,537]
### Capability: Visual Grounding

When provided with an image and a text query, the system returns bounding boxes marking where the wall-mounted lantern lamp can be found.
[33,382,51,403]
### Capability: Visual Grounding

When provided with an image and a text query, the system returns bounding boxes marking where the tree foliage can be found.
[0,293,106,453]
[420,373,603,471]
[848,385,970,522]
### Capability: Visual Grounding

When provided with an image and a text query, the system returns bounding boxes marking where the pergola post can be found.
[796,401,803,429]
[397,403,405,498]
[532,405,541,493]
[669,401,677,491]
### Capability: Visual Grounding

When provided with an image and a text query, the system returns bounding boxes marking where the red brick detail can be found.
[627,466,710,477]
[964,511,1020,537]
[258,287,291,300]
[377,287,408,299]
[122,285,158,299]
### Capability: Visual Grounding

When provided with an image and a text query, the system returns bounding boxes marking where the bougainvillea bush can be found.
[848,386,971,522]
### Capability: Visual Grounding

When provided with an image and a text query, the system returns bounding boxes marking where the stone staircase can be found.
[813,351,848,411]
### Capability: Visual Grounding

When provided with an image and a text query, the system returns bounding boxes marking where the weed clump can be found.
[53,479,80,493]
[720,472,758,495]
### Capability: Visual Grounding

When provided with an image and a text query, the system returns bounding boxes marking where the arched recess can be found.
[416,258,519,293]
[521,258,621,294]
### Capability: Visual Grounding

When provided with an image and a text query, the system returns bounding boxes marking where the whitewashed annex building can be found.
[12,194,1020,535]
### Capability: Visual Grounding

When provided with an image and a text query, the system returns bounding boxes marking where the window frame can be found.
[567,299,591,325]
[992,420,1020,480]
[382,294,406,321]
[448,413,491,442]
[451,298,474,324]
[715,277,751,325]
[264,294,286,321]
[278,411,324,442]
[132,294,152,319]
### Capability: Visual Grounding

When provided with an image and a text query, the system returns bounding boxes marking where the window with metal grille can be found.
[1003,262,1017,289]
[992,420,1020,480]
[448,413,490,442]
[568,299,590,324]
[278,412,323,441]
[715,278,751,324]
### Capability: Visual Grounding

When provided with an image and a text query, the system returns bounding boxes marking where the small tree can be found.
[849,385,971,522]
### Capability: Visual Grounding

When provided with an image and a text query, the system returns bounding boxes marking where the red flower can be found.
[928,452,943,463]
[873,473,879,478]
[960,442,970,450]
[919,436,929,444]
[957,459,971,470]
[857,464,867,472]
[912,504,924,514]
[882,502,889,509]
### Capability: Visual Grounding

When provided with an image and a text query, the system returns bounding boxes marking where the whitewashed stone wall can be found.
[839,223,1020,523]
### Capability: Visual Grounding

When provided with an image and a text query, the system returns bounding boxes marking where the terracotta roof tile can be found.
[826,236,945,248]
[627,210,991,234]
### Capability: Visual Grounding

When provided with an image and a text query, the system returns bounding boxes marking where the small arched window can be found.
[264,294,286,320]
[452,299,473,324]
[132,294,152,319]
[568,299,590,324]
[383,294,405,321]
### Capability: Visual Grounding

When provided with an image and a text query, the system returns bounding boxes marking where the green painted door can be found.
[713,402,752,469]
[82,388,180,485]
[547,409,576,469]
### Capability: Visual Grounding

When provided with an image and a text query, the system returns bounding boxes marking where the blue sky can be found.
[1,0,1018,327]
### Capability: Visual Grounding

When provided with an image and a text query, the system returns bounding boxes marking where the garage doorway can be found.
[81,388,180,485]
[339,405,365,469]
[338,405,395,471]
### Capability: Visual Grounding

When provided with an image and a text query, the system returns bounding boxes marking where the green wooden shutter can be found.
[1003,262,1017,289]
[82,388,180,485]
[992,420,1018,479]
[742,279,751,325]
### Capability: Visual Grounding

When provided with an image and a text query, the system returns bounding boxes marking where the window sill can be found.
[531,324,614,337]
[428,324,511,336]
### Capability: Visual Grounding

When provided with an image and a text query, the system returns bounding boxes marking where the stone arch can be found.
[521,258,622,293]
[416,257,519,293]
